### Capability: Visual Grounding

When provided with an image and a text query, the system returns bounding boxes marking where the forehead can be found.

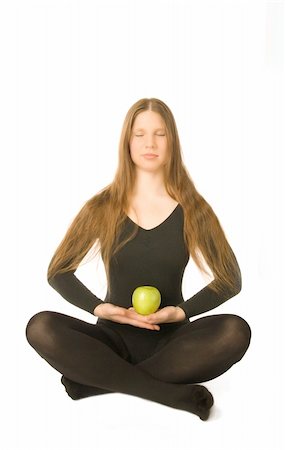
[132,110,165,129]
[133,127,165,131]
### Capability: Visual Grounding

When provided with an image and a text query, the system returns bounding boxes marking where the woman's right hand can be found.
[93,303,160,331]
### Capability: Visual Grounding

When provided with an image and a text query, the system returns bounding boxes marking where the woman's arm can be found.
[48,270,104,315]
[48,273,161,329]
[176,256,242,320]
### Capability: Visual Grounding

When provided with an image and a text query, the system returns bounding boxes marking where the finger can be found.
[128,318,158,329]
[110,312,160,330]
[118,316,160,330]
[132,321,160,330]
[127,310,150,321]
[131,321,159,331]
[145,314,161,324]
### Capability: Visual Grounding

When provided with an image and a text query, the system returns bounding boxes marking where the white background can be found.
[1,0,284,449]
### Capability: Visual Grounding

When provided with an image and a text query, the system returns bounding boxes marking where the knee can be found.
[25,310,56,348]
[222,314,252,354]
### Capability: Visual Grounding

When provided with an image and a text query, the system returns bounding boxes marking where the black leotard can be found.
[26,202,249,413]
[48,203,241,322]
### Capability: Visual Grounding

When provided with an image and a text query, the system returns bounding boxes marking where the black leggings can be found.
[25,311,251,419]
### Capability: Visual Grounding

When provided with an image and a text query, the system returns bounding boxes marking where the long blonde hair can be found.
[47,97,241,299]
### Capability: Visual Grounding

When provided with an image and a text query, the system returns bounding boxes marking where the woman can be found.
[25,98,251,421]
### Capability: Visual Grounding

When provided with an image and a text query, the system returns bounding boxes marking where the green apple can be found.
[132,286,161,315]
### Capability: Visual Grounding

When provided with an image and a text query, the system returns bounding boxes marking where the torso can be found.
[125,196,179,231]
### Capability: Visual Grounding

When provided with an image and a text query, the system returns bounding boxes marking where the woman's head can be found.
[129,109,169,176]
[47,98,241,302]
[114,97,185,204]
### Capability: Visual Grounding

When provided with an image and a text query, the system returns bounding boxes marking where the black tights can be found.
[25,311,251,420]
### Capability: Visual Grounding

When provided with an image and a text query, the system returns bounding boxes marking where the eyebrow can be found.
[134,128,165,131]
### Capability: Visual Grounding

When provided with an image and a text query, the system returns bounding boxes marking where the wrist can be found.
[176,306,187,321]
[93,302,104,316]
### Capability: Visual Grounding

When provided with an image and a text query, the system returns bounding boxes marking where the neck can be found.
[131,170,168,199]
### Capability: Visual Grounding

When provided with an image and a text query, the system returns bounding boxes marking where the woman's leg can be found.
[58,313,251,400]
[60,321,132,400]
[25,311,214,420]
[135,314,252,384]
[60,374,111,400]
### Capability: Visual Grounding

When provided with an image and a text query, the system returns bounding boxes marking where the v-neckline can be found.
[125,203,180,232]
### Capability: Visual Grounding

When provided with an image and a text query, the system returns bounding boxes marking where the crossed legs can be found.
[25,311,251,420]
[135,313,252,384]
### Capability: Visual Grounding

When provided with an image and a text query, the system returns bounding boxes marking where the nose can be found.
[146,139,155,148]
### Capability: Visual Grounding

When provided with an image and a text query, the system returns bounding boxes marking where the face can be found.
[129,110,169,172]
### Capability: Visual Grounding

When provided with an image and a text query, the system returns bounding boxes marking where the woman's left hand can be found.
[128,305,186,325]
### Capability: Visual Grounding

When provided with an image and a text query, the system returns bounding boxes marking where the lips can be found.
[143,154,158,156]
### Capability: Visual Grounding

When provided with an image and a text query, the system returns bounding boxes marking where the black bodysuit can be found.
[47,203,242,364]
[48,204,241,318]
[26,202,250,418]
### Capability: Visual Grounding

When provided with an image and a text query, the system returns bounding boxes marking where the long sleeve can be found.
[177,257,242,321]
[48,271,105,315]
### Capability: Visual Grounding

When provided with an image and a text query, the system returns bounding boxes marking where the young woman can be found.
[25,98,251,421]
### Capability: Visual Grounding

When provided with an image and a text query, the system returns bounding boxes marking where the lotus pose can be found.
[25,98,251,421]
